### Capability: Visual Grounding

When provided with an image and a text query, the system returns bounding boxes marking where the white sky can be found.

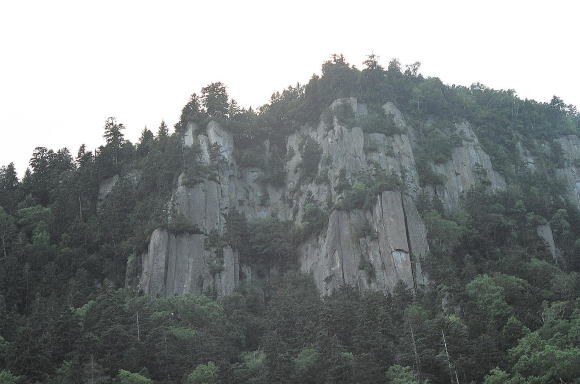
[1,0,579,176]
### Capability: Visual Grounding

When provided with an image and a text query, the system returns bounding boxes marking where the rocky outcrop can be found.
[138,228,238,297]
[537,223,559,262]
[429,121,506,210]
[516,142,537,171]
[299,191,427,294]
[139,122,240,297]
[98,175,119,205]
[130,100,505,297]
[97,170,142,208]
[284,101,421,225]
[183,122,197,148]
[119,97,580,298]
[555,135,580,209]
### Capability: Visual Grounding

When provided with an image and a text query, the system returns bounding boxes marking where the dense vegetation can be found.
[0,55,579,383]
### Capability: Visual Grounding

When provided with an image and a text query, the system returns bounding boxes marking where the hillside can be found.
[0,56,579,383]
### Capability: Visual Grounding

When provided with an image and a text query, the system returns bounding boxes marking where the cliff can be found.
[103,98,570,298]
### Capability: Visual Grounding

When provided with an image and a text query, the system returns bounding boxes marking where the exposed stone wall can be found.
[138,228,239,297]
[428,121,506,210]
[298,191,427,294]
[98,98,580,297]
[555,135,580,209]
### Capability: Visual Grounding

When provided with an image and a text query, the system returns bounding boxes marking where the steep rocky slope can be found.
[100,98,570,297]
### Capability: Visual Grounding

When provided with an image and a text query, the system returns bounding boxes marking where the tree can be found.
[405,62,421,77]
[0,163,19,212]
[179,93,205,130]
[466,275,512,329]
[423,211,466,255]
[103,117,126,165]
[115,369,152,384]
[76,145,92,167]
[157,121,169,138]
[386,365,422,384]
[360,54,389,103]
[202,82,229,118]
[387,59,402,74]
[137,128,154,157]
[0,370,21,384]
[103,117,125,147]
[363,53,382,71]
[0,208,16,258]
[483,367,510,384]
[184,362,218,384]
[26,147,54,204]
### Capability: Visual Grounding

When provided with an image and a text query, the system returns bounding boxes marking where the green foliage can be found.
[423,210,466,255]
[0,370,21,384]
[294,347,319,372]
[466,274,513,328]
[204,228,227,270]
[165,214,201,235]
[180,145,218,187]
[416,157,447,186]
[298,136,322,182]
[223,209,249,251]
[263,145,287,187]
[177,93,205,132]
[338,170,403,211]
[115,369,152,384]
[358,106,402,135]
[184,362,218,384]
[386,365,422,384]
[240,350,266,372]
[419,123,457,165]
[334,102,356,128]
[16,205,51,235]
[301,192,329,238]
[202,82,229,118]
[168,326,198,340]
[224,209,298,269]
[237,146,265,169]
[0,207,16,257]
[484,302,580,384]
[247,218,297,268]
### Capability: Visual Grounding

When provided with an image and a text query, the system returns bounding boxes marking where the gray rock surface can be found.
[98,175,119,204]
[556,135,580,209]
[98,171,142,209]
[430,122,506,210]
[537,223,558,262]
[134,98,580,298]
[183,122,197,148]
[299,191,428,294]
[516,142,537,171]
[139,228,239,298]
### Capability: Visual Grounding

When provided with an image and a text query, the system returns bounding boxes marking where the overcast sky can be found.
[1,0,578,176]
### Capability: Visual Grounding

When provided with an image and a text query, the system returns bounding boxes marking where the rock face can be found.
[299,191,427,294]
[429,122,506,210]
[97,171,142,208]
[98,175,119,205]
[556,135,580,209]
[106,97,580,298]
[139,228,238,297]
[537,224,559,262]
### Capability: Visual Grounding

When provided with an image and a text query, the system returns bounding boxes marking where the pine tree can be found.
[103,117,126,166]
[0,163,19,212]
